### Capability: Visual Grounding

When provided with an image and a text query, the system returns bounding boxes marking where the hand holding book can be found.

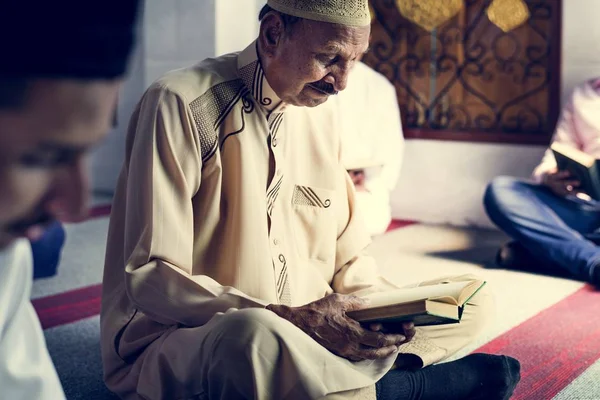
[369,320,416,340]
[541,168,582,197]
[551,142,600,200]
[347,279,486,327]
[266,293,410,361]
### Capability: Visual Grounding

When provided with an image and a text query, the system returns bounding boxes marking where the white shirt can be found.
[533,79,600,182]
[0,239,65,400]
[329,62,404,235]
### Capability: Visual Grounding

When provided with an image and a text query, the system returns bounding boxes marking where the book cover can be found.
[551,142,600,200]
[347,280,486,327]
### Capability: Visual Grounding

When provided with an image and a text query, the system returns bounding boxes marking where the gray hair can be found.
[258,4,302,33]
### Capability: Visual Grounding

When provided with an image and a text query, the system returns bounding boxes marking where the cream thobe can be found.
[329,62,404,236]
[533,79,600,182]
[0,239,66,400]
[101,42,491,400]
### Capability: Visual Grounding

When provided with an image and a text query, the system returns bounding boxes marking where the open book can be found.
[551,142,600,200]
[347,279,486,327]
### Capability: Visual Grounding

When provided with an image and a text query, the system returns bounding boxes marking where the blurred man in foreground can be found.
[0,2,140,398]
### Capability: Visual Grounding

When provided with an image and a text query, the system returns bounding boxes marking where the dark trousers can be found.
[31,221,65,279]
[484,176,600,280]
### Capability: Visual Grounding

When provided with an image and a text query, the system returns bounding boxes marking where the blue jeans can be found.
[484,176,600,281]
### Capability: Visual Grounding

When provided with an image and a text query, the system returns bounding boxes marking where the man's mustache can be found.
[308,81,338,96]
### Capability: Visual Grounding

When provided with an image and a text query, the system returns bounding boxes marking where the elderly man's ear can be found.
[259,13,286,57]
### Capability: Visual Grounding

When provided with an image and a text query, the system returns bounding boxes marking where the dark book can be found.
[551,142,600,200]
[347,280,486,327]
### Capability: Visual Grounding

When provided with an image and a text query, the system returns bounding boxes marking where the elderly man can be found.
[329,61,403,236]
[0,2,140,398]
[485,78,600,286]
[101,1,519,399]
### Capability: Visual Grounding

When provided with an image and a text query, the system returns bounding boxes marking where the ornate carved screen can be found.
[364,0,562,144]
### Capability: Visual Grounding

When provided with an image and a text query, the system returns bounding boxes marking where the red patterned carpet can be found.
[33,283,102,330]
[475,285,600,400]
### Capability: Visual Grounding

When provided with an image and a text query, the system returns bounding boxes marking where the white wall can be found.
[392,0,600,228]
[561,0,600,97]
[215,0,260,55]
[144,0,216,87]
[91,0,216,194]
[391,141,545,228]
[90,13,146,194]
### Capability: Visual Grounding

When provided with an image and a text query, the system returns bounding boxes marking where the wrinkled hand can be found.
[267,294,408,361]
[368,321,416,342]
[542,169,581,197]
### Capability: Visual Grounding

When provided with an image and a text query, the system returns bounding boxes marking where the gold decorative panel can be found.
[364,0,561,143]
[487,0,531,32]
[396,0,463,32]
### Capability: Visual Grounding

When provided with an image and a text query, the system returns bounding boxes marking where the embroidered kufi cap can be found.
[267,0,371,27]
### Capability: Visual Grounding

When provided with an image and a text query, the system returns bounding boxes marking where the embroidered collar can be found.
[237,41,285,113]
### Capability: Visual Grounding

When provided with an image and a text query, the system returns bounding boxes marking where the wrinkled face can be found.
[0,79,120,249]
[259,13,370,107]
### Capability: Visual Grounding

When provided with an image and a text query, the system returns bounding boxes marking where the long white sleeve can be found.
[532,80,600,183]
[0,240,65,400]
[532,98,579,183]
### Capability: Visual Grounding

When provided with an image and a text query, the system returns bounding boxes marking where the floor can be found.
[34,217,600,399]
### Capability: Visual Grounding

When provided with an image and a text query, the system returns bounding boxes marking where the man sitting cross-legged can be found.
[101,1,520,399]
[485,78,600,286]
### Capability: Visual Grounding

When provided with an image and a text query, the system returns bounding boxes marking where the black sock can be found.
[590,262,600,287]
[376,353,521,400]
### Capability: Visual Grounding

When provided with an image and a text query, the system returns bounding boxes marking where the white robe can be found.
[0,239,65,400]
[331,62,404,235]
[100,43,491,400]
